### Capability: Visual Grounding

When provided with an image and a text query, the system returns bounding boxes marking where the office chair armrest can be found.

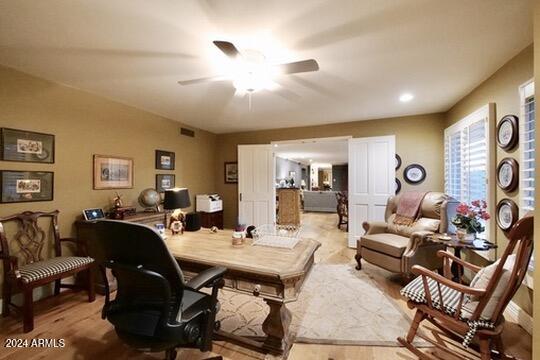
[186,266,227,291]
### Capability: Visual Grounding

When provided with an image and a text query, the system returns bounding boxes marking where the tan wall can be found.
[215,113,446,228]
[533,1,540,357]
[0,65,216,260]
[445,44,534,315]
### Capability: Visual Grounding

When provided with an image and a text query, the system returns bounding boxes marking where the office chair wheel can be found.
[214,320,221,331]
[165,348,177,360]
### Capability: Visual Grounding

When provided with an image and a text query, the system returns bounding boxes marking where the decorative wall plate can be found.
[496,198,518,231]
[496,158,519,192]
[395,178,401,194]
[497,115,518,151]
[395,154,402,170]
[403,164,426,184]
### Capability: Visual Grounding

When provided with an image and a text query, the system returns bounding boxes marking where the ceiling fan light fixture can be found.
[399,93,414,102]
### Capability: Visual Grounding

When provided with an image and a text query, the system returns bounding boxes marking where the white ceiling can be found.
[275,139,348,165]
[0,0,533,134]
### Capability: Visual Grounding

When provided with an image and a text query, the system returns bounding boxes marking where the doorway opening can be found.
[272,137,350,231]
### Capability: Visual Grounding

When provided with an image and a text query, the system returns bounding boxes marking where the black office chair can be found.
[87,220,226,360]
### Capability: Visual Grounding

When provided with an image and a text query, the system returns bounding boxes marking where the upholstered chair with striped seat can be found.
[0,210,95,332]
[398,213,533,360]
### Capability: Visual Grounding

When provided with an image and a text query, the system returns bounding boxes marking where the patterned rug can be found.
[215,263,427,346]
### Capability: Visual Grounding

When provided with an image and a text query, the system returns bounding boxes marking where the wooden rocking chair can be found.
[397,213,533,360]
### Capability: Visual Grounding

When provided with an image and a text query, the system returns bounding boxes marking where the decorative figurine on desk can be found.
[209,226,218,233]
[170,218,184,235]
[109,191,136,219]
[113,192,124,208]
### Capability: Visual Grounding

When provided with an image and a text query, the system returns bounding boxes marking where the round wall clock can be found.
[496,198,518,231]
[395,178,402,194]
[496,158,519,192]
[497,115,518,151]
[403,164,426,184]
[395,154,402,170]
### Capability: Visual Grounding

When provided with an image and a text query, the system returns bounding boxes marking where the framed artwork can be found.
[496,198,518,231]
[1,128,55,163]
[395,178,402,194]
[155,150,175,170]
[93,155,133,189]
[1,170,54,203]
[395,154,402,170]
[403,164,426,185]
[496,158,519,192]
[496,115,518,151]
[224,162,238,183]
[156,174,175,192]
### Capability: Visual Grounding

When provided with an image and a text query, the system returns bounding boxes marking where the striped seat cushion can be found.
[18,256,94,284]
[400,275,494,348]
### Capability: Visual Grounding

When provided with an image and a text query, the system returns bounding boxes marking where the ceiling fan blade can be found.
[275,59,319,75]
[213,40,241,58]
[177,76,227,86]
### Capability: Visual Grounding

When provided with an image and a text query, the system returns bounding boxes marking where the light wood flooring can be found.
[0,212,532,359]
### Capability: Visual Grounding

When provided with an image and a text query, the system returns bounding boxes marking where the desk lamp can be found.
[163,188,191,234]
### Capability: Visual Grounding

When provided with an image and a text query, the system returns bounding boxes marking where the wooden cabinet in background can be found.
[277,188,301,226]
[199,210,224,229]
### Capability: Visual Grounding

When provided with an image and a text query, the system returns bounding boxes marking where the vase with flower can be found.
[451,200,490,243]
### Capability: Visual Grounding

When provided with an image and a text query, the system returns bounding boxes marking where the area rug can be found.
[215,263,428,347]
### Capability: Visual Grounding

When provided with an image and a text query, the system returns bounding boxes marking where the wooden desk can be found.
[166,229,320,358]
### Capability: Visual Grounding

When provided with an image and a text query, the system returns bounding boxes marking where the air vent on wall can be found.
[180,128,195,137]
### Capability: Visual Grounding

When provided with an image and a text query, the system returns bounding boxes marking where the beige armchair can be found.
[355,192,457,280]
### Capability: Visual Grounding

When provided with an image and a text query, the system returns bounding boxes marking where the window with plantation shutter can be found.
[444,106,490,238]
[520,81,535,214]
[519,80,534,273]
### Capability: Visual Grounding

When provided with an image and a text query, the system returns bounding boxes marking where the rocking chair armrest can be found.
[411,265,486,297]
[436,250,482,272]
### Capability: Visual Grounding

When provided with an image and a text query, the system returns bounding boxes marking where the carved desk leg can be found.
[262,299,292,357]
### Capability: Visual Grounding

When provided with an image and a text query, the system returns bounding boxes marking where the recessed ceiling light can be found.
[273,144,278,147]
[309,159,313,162]
[399,93,414,102]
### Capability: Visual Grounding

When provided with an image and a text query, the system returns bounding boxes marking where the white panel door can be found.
[238,144,275,227]
[348,136,395,247]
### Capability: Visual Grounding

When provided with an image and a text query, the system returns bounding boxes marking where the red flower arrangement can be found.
[452,200,490,234]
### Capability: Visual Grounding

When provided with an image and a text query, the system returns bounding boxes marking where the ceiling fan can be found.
[177,40,319,100]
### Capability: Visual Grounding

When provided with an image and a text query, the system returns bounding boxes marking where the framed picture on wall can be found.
[155,150,175,170]
[403,164,426,184]
[156,174,175,192]
[496,115,518,151]
[1,128,55,163]
[224,162,238,183]
[0,170,54,203]
[93,155,133,189]
[496,158,519,192]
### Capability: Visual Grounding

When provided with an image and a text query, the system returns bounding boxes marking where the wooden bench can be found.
[0,210,95,332]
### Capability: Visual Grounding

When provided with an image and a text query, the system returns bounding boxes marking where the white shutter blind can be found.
[520,85,535,213]
[444,108,489,236]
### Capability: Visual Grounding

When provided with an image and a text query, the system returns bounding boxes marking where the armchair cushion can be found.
[387,214,440,238]
[18,256,94,283]
[360,233,409,258]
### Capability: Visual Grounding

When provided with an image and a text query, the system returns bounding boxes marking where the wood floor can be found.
[0,212,532,360]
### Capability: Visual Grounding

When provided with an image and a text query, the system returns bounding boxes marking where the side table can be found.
[427,233,497,282]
